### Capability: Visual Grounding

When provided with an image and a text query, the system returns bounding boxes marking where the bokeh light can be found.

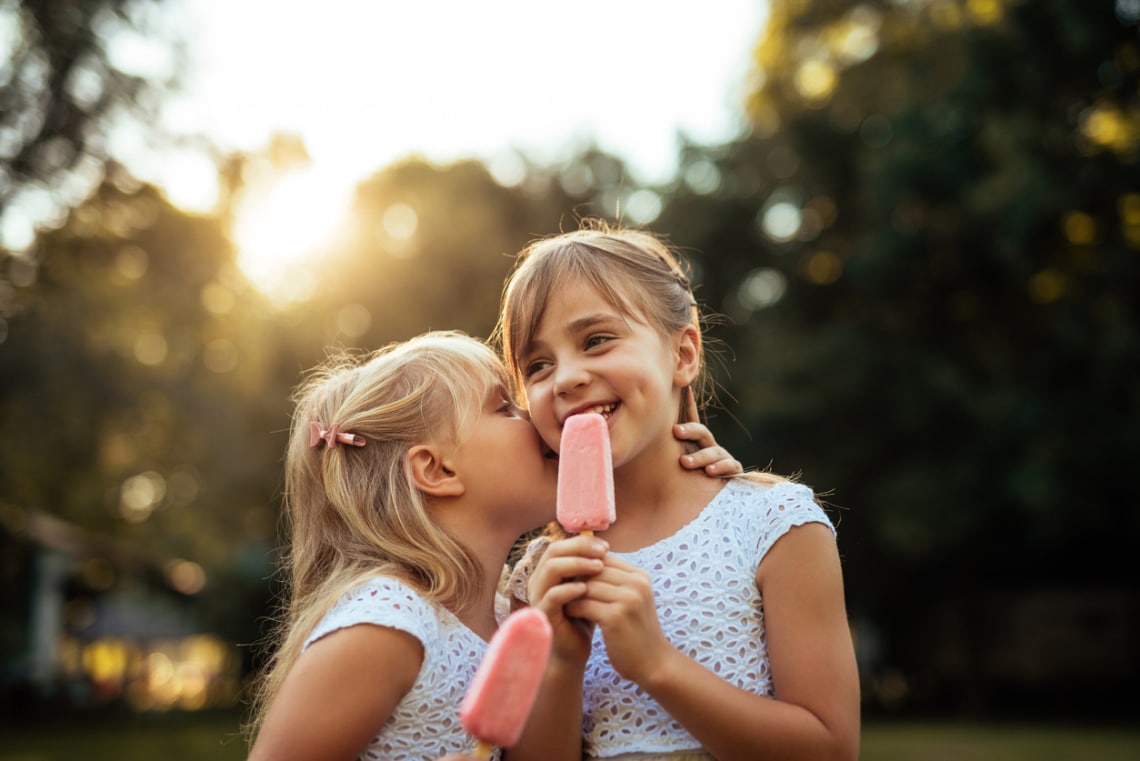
[737,267,788,311]
[119,471,167,522]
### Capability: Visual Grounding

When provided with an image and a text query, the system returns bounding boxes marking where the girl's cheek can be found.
[535,420,560,452]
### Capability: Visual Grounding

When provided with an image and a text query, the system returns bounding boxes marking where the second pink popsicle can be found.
[460,607,553,757]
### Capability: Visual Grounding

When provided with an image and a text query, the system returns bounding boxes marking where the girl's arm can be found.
[570,524,860,761]
[248,624,423,761]
[507,535,608,761]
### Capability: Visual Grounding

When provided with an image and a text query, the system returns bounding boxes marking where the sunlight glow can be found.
[794,58,839,105]
[158,151,220,212]
[232,168,351,302]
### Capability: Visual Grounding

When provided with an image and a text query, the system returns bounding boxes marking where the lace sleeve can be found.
[754,482,837,565]
[304,576,438,651]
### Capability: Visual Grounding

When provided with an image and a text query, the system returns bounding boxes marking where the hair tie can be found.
[655,254,697,305]
[309,421,366,449]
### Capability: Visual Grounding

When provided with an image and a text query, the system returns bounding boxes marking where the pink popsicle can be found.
[557,412,615,535]
[460,607,553,757]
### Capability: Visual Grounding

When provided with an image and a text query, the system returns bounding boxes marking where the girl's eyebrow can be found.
[522,313,626,358]
[566,312,623,334]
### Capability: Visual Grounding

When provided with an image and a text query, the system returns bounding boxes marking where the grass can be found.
[0,711,248,761]
[1,714,1138,760]
[861,721,1140,761]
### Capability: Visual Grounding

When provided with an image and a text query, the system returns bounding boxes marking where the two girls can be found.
[246,331,739,760]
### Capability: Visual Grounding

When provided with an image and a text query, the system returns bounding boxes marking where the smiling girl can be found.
[497,222,861,761]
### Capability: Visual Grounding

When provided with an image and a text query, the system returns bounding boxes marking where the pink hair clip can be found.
[309,421,366,449]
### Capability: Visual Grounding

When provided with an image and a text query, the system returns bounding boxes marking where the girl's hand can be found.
[526,535,609,667]
[674,422,742,477]
[565,553,673,686]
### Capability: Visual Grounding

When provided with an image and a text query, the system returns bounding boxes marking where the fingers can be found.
[675,429,743,476]
[525,536,609,666]
[674,421,715,448]
[572,557,650,602]
[536,578,589,610]
[526,536,608,615]
[565,559,670,683]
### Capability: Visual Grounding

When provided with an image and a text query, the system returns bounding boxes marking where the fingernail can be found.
[685,455,695,464]
[677,424,686,433]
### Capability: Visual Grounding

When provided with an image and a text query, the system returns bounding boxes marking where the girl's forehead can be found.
[545,273,637,314]
[540,276,650,329]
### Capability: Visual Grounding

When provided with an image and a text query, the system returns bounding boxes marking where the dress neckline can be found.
[611,478,743,558]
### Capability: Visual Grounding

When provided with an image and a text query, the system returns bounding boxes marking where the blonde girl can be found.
[246,331,741,761]
[497,223,861,761]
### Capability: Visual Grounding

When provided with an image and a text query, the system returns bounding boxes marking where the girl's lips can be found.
[563,402,618,423]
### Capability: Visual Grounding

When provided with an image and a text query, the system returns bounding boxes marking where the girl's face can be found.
[518,277,698,471]
[448,383,558,528]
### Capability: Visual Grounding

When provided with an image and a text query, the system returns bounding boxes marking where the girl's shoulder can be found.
[727,475,820,505]
[304,575,445,651]
[717,477,836,534]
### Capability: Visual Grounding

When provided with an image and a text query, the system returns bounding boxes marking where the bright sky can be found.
[113,1,770,298]
[162,0,767,188]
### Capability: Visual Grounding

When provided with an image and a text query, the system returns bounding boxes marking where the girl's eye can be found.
[497,399,528,419]
[524,359,551,378]
[508,404,530,421]
[584,334,613,350]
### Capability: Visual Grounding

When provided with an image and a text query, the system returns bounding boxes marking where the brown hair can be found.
[495,219,788,489]
[496,219,708,424]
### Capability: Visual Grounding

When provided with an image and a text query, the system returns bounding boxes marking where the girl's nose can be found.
[552,360,589,397]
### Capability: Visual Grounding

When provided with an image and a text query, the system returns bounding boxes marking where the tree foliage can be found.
[649,0,1139,713]
[0,0,180,253]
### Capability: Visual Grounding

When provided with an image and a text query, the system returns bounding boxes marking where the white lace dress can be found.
[304,577,494,761]
[508,478,835,760]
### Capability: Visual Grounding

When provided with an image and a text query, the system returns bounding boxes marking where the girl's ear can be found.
[673,324,701,388]
[407,444,465,498]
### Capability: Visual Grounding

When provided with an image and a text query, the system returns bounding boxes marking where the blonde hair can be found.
[496,219,787,487]
[246,331,509,740]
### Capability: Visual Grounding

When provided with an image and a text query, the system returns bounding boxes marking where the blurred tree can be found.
[0,129,649,706]
[0,0,181,254]
[0,168,284,645]
[288,153,610,356]
[654,0,1140,715]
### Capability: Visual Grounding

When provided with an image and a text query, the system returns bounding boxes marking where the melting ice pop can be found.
[460,607,553,758]
[557,412,616,535]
